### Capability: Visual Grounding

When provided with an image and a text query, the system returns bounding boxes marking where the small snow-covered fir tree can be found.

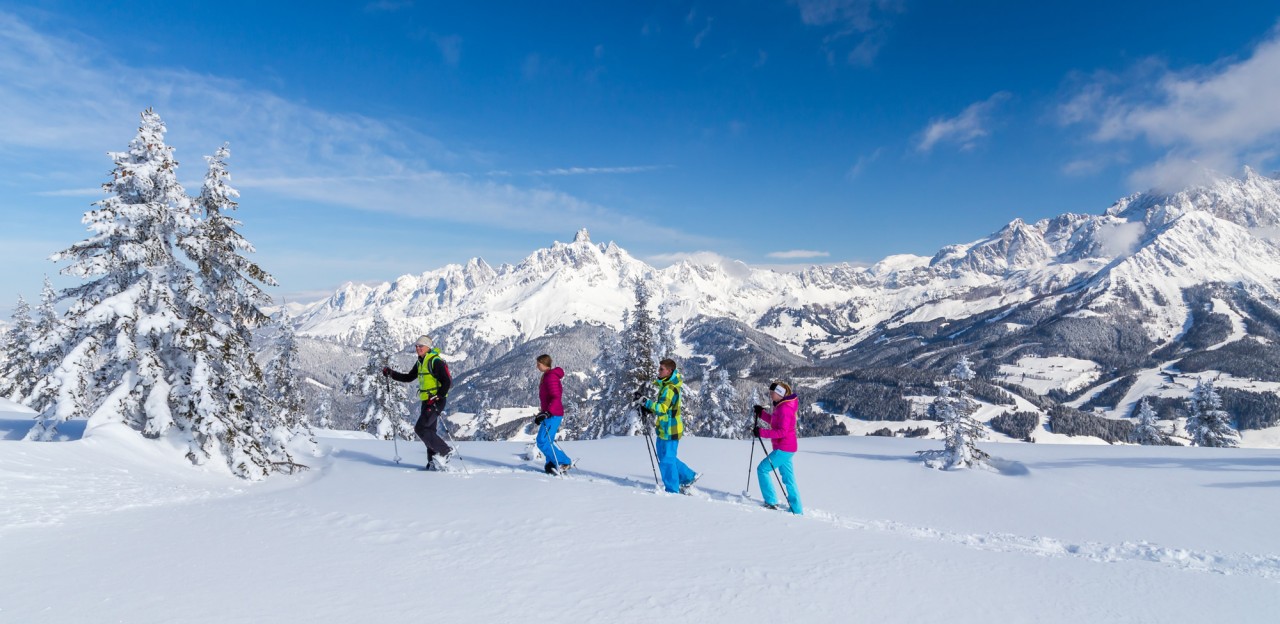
[693,365,746,438]
[315,393,334,430]
[344,312,413,440]
[26,277,68,416]
[264,315,315,457]
[1129,398,1167,445]
[586,279,658,438]
[1186,378,1240,448]
[0,296,36,402]
[919,356,988,469]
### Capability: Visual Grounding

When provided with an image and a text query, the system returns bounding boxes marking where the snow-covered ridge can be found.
[290,172,1280,365]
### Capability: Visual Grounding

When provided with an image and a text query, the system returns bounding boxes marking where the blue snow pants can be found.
[757,449,803,514]
[654,437,697,493]
[536,416,572,468]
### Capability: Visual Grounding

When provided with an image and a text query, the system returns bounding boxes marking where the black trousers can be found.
[414,399,453,458]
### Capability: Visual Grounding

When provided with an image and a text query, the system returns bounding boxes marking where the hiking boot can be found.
[544,463,559,475]
[762,502,782,511]
[679,472,702,494]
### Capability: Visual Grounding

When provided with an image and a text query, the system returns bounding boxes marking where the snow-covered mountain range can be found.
[288,170,1280,445]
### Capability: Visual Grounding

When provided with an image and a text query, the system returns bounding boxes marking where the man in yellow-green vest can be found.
[642,358,700,494]
[383,335,455,470]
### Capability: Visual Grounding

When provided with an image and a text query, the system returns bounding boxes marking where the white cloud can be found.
[364,1,413,12]
[531,165,668,176]
[767,250,831,259]
[916,92,1011,153]
[790,0,902,30]
[789,0,905,66]
[32,188,103,197]
[693,18,713,49]
[648,251,754,279]
[1060,25,1280,190]
[846,148,882,179]
[1094,221,1146,257]
[0,12,698,245]
[432,34,461,66]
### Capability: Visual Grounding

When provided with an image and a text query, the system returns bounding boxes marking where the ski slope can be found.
[2,412,1279,623]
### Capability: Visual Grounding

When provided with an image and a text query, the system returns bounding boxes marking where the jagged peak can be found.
[574,228,591,243]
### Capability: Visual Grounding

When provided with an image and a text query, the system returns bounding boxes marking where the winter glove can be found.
[640,404,654,416]
[381,366,392,377]
[752,404,765,417]
[534,411,549,425]
[632,389,645,401]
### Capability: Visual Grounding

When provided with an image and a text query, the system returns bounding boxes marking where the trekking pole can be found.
[637,406,661,487]
[382,361,401,465]
[439,414,471,475]
[743,427,756,497]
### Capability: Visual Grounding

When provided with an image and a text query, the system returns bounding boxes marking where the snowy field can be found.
[996,356,1100,395]
[2,409,1280,623]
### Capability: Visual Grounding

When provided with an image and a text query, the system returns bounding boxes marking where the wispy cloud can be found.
[846,148,882,179]
[0,11,699,245]
[364,1,413,12]
[916,92,1011,153]
[32,188,103,197]
[767,249,832,259]
[432,34,461,66]
[693,18,713,49]
[531,165,669,176]
[789,0,905,66]
[1059,24,1280,190]
[648,251,755,279]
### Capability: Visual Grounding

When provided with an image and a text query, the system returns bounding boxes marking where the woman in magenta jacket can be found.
[753,380,803,514]
[535,354,573,474]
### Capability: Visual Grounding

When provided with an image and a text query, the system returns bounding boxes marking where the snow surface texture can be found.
[3,411,1279,623]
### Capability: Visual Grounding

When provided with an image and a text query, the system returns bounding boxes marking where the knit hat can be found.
[770,381,792,396]
[414,335,432,348]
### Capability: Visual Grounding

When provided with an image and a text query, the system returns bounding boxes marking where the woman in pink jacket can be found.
[753,381,802,514]
[535,354,573,474]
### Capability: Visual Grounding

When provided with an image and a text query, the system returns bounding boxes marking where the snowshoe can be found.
[430,451,458,473]
[762,502,783,511]
[679,472,702,494]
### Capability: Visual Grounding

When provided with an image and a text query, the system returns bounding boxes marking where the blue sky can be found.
[2,1,1279,314]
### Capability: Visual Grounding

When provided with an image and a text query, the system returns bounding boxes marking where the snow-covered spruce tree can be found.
[693,365,746,438]
[0,296,36,402]
[344,312,413,440]
[26,277,68,415]
[919,356,988,469]
[32,109,202,447]
[1129,398,1167,445]
[314,393,334,430]
[585,279,657,438]
[1186,378,1240,448]
[264,315,316,457]
[176,144,298,475]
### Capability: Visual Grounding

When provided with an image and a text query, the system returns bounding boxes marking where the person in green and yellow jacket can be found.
[383,335,455,470]
[643,358,700,494]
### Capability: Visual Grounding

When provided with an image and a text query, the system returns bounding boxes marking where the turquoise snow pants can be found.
[536,416,572,467]
[757,449,803,514]
[655,438,697,493]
